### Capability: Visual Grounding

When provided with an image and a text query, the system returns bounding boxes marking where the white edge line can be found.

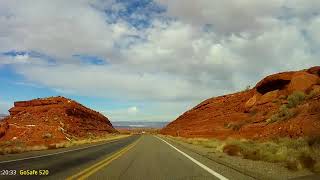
[0,137,127,164]
[155,136,229,180]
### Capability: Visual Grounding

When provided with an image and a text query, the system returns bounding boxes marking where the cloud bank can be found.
[0,0,319,121]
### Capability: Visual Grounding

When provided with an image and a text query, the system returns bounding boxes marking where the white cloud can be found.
[127,106,139,114]
[1,0,320,121]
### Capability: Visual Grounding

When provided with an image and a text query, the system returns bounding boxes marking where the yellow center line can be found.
[66,137,141,180]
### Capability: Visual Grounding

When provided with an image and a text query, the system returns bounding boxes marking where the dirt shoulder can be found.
[161,135,315,180]
[0,134,130,157]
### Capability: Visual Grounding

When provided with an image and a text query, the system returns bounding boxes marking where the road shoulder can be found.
[159,135,314,180]
[0,135,131,163]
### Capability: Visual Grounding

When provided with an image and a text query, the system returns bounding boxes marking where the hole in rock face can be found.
[256,79,291,94]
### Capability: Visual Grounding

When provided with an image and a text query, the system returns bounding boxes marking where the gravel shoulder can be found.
[161,135,315,180]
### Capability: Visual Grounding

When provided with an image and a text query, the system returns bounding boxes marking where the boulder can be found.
[288,72,319,93]
[257,90,279,105]
[245,94,259,111]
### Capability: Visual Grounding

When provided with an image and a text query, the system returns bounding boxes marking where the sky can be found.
[0,0,319,122]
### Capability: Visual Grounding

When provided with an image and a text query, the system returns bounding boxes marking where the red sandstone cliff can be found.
[161,66,320,139]
[0,96,117,146]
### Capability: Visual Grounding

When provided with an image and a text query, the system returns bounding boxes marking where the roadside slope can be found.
[161,66,320,139]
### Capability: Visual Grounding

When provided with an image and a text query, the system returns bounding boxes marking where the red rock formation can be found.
[0,96,117,146]
[161,66,320,140]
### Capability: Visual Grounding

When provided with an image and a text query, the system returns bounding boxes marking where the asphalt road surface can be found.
[0,135,257,180]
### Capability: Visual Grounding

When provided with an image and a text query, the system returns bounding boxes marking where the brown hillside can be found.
[0,96,118,146]
[161,66,320,140]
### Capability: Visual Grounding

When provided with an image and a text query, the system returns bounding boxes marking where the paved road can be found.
[0,135,255,180]
[0,135,139,180]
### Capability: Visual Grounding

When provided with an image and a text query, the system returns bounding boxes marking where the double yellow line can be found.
[67,137,141,180]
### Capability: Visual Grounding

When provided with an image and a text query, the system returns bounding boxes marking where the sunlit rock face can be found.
[161,66,320,140]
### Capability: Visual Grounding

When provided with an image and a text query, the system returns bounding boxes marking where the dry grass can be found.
[166,135,320,172]
[0,134,130,154]
[46,134,130,149]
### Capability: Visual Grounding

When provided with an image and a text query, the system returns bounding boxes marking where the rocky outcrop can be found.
[255,72,294,94]
[287,72,319,93]
[0,97,118,146]
[161,66,320,139]
[257,90,279,105]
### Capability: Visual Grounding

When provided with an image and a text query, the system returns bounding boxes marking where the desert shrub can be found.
[266,105,296,124]
[42,133,52,139]
[249,108,258,116]
[299,155,316,169]
[225,121,248,131]
[308,102,320,115]
[167,135,320,172]
[287,91,305,108]
[279,95,287,100]
[223,144,241,156]
[26,145,48,151]
[313,162,320,173]
[200,139,222,149]
[306,89,320,100]
[244,85,251,91]
[224,137,318,171]
[272,99,280,104]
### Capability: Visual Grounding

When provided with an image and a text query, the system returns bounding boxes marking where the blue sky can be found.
[0,0,319,122]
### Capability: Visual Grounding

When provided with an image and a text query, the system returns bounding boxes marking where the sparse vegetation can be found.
[225,121,248,131]
[43,133,53,139]
[308,102,320,115]
[266,91,306,124]
[266,105,296,124]
[287,91,305,108]
[306,88,320,100]
[279,95,287,100]
[165,135,320,172]
[244,85,251,91]
[45,134,129,149]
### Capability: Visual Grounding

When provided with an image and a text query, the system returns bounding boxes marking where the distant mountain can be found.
[0,114,8,120]
[112,121,169,129]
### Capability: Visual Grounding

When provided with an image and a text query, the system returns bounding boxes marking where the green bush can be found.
[287,91,305,108]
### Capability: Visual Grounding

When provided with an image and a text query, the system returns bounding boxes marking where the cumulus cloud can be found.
[0,0,319,121]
